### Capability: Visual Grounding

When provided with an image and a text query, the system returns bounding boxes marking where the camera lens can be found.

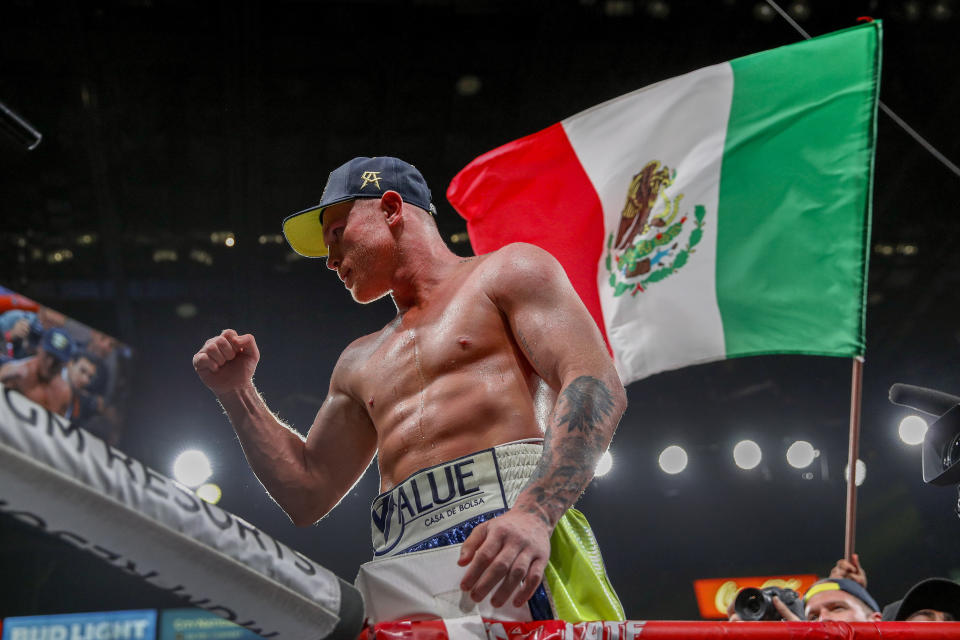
[942,433,960,470]
[734,588,769,621]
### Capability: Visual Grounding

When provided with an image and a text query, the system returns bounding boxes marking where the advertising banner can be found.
[1,609,157,640]
[0,389,363,639]
[0,285,133,447]
[159,609,264,640]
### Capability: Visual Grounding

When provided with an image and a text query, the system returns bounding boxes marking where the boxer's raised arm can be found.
[195,329,376,526]
[458,243,626,607]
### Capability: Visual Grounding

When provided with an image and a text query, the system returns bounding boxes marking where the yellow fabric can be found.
[804,581,841,600]
[544,508,624,622]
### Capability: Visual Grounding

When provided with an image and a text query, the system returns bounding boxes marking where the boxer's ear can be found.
[380,191,404,226]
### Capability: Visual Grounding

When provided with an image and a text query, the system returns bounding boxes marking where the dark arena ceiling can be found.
[2,0,960,622]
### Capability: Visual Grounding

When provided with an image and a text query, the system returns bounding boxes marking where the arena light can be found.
[658,445,688,475]
[874,243,894,255]
[153,248,178,263]
[753,2,775,21]
[175,302,198,319]
[225,234,236,247]
[196,483,222,504]
[646,0,669,18]
[455,75,482,97]
[46,249,74,264]
[173,449,212,488]
[896,243,918,256]
[258,233,284,245]
[733,440,762,470]
[931,2,952,20]
[788,0,810,20]
[603,0,635,17]
[190,249,214,266]
[786,440,817,469]
[844,459,867,487]
[904,1,921,20]
[594,450,613,477]
[898,415,928,446]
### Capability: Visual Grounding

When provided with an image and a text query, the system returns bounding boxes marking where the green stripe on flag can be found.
[716,21,880,358]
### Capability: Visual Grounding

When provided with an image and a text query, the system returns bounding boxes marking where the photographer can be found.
[882,578,960,622]
[726,554,869,622]
[776,578,882,622]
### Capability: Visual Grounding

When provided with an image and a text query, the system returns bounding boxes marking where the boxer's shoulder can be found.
[476,243,568,303]
[479,242,559,273]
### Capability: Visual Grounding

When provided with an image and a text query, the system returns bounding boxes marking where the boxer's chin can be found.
[349,283,391,305]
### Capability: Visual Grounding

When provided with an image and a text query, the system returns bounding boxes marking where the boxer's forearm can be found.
[216,383,327,524]
[513,374,626,527]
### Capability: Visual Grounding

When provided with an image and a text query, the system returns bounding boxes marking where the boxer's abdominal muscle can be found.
[343,264,551,491]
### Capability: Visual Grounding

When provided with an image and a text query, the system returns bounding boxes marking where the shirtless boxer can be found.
[193,157,626,621]
[1,327,74,416]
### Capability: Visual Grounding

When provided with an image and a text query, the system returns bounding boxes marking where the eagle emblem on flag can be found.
[605,160,707,297]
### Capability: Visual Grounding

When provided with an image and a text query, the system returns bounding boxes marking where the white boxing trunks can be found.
[370,439,543,559]
[355,439,623,623]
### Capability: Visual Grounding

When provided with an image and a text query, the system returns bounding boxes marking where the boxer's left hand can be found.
[458,509,552,608]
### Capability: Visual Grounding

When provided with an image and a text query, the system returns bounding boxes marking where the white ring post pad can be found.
[0,389,364,640]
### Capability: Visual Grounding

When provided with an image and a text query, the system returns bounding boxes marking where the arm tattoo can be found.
[557,376,616,433]
[519,376,618,525]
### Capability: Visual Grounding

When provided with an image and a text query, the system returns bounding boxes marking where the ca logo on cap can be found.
[360,171,382,190]
[51,333,69,350]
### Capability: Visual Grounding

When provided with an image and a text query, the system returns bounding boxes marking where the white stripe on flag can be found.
[562,63,734,383]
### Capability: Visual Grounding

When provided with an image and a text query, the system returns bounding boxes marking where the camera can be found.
[889,384,960,486]
[734,586,805,621]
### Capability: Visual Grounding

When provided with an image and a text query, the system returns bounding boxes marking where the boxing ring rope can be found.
[0,389,364,640]
[364,619,960,640]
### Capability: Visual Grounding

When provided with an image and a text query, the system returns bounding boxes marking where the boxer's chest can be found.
[351,277,522,411]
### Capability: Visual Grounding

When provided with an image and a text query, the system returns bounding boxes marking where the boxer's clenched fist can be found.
[192,329,260,396]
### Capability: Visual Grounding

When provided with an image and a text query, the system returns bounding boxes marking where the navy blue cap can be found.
[805,578,880,612]
[41,327,75,362]
[282,156,434,258]
[882,578,960,621]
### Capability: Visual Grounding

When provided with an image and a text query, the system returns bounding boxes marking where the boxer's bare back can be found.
[194,191,625,608]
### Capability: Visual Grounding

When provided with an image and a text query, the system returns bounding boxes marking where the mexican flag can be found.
[447,22,881,384]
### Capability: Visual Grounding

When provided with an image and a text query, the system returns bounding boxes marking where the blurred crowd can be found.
[0,298,131,446]
[725,553,960,623]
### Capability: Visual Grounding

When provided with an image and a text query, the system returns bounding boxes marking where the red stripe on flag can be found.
[446,123,610,349]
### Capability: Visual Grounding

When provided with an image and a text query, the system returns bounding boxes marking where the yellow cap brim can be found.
[282,206,328,258]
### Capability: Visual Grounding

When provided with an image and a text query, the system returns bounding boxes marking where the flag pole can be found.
[844,356,865,561]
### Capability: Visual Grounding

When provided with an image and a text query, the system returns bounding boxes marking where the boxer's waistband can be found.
[370,439,543,557]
